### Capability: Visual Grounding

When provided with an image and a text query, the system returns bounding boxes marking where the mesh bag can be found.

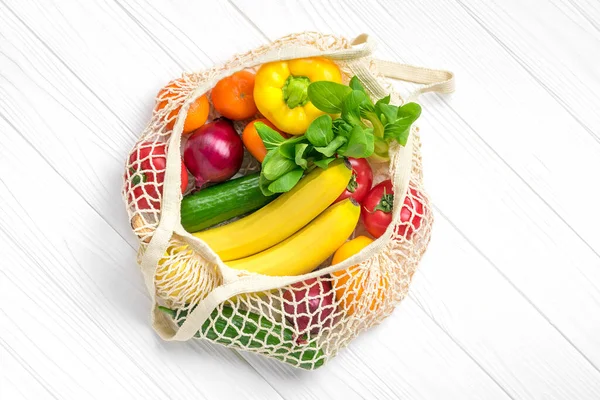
[123,32,454,370]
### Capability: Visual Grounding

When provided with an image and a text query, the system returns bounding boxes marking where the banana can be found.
[193,160,352,261]
[226,198,360,276]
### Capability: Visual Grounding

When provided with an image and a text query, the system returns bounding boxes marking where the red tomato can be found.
[126,142,188,210]
[361,180,424,239]
[334,158,373,204]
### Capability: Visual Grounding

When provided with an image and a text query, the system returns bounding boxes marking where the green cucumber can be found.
[158,306,325,370]
[181,173,276,233]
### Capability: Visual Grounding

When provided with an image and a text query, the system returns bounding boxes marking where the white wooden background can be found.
[1,0,599,399]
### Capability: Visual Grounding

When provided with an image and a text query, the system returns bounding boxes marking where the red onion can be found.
[184,118,243,188]
[283,278,336,337]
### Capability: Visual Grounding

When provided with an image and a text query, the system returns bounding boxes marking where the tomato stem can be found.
[373,188,394,213]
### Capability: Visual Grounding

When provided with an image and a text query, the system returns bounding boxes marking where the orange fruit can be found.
[155,78,210,134]
[331,236,388,316]
[242,119,286,162]
[211,70,258,120]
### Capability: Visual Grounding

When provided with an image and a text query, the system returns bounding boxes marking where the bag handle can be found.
[374,59,455,100]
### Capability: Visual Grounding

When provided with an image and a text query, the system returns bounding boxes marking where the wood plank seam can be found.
[454,0,600,143]
[0,112,137,252]
[433,205,600,375]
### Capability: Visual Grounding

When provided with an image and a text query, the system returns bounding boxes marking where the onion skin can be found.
[283,278,336,336]
[184,118,243,188]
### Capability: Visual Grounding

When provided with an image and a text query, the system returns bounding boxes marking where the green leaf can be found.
[373,137,390,161]
[314,135,347,157]
[349,76,366,94]
[259,173,275,196]
[278,135,307,159]
[268,168,304,193]
[294,143,309,169]
[338,126,374,158]
[341,90,368,126]
[377,103,398,126]
[262,151,297,180]
[376,95,391,106]
[307,81,352,113]
[364,128,375,157]
[374,95,392,124]
[305,115,333,147]
[350,76,374,110]
[383,123,411,146]
[397,102,422,120]
[332,118,353,138]
[255,122,285,151]
[383,103,421,146]
[313,157,336,169]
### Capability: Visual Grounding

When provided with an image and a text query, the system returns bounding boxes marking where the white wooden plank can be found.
[0,118,282,400]
[459,0,600,137]
[0,339,56,400]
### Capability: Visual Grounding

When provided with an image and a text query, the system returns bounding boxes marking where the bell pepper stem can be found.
[282,75,311,109]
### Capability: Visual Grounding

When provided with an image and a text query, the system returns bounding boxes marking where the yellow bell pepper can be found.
[253,57,342,135]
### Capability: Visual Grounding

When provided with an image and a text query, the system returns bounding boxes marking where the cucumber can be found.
[159,306,325,369]
[181,173,276,233]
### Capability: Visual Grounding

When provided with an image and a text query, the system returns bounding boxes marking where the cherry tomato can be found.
[334,158,373,204]
[361,180,424,239]
[126,142,188,210]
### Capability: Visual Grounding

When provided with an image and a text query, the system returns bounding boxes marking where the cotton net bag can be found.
[123,32,454,370]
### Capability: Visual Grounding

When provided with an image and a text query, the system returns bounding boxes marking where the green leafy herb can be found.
[398,102,422,120]
[377,103,399,126]
[255,122,285,151]
[342,90,368,126]
[262,151,297,181]
[294,143,309,169]
[307,81,352,113]
[279,136,307,159]
[259,173,275,196]
[306,115,334,147]
[349,76,366,94]
[268,168,304,193]
[382,102,422,145]
[315,135,347,157]
[333,118,353,138]
[339,126,374,158]
[350,77,374,110]
[313,157,336,169]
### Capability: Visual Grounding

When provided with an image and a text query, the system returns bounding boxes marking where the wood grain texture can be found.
[1,0,600,399]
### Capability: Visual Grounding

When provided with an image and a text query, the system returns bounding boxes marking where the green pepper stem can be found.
[282,75,311,109]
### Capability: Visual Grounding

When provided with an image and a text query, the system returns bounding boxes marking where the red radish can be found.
[334,157,373,205]
[184,118,243,188]
[361,180,424,239]
[126,142,188,210]
[283,278,336,337]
